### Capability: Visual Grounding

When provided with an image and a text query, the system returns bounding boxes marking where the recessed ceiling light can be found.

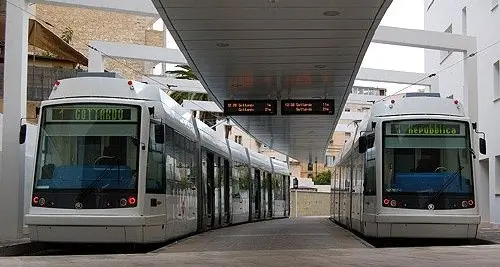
[216,42,229,47]
[323,10,341,17]
[314,64,327,69]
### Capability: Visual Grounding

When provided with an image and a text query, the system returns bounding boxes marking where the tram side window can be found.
[232,162,242,197]
[146,123,166,193]
[164,125,176,194]
[363,134,376,195]
[185,138,196,186]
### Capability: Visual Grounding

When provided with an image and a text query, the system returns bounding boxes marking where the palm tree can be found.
[165,65,216,126]
[165,65,210,104]
[61,27,74,44]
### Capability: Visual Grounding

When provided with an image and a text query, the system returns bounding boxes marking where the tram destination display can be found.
[387,122,463,136]
[281,99,335,115]
[224,100,277,116]
[47,106,136,122]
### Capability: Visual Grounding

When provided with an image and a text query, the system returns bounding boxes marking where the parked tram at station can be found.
[24,73,291,243]
[331,93,486,239]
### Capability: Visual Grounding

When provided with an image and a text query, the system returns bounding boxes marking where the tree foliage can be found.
[61,26,74,44]
[165,64,210,104]
[313,170,331,185]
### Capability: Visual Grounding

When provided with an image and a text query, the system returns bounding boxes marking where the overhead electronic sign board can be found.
[223,100,277,116]
[281,99,335,115]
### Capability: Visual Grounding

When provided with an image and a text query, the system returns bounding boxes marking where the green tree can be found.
[61,26,74,44]
[165,65,217,126]
[165,64,210,104]
[313,170,331,185]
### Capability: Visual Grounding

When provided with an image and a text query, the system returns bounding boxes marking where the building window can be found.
[307,163,313,171]
[234,135,242,144]
[440,24,453,64]
[326,156,335,167]
[345,132,351,140]
[494,61,500,100]
[492,0,499,11]
[379,89,386,96]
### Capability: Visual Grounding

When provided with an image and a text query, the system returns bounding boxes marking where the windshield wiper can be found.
[78,159,119,201]
[425,150,464,207]
[425,167,463,207]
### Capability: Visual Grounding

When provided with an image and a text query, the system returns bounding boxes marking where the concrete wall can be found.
[425,0,500,225]
[290,191,331,217]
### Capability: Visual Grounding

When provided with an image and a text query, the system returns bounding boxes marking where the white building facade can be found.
[425,0,500,226]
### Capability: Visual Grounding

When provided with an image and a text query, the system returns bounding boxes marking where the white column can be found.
[464,41,478,123]
[0,0,29,240]
[88,48,104,72]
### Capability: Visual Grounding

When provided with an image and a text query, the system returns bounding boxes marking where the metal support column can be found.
[0,0,29,240]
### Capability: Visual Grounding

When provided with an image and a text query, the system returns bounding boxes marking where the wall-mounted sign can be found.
[224,100,277,116]
[281,99,334,115]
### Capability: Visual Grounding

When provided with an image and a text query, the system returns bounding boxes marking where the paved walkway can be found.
[478,226,500,243]
[2,218,500,266]
[2,244,500,266]
[155,217,370,253]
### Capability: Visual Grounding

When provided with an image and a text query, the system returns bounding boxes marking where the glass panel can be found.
[146,123,166,194]
[382,120,474,210]
[32,104,140,209]
[34,104,140,190]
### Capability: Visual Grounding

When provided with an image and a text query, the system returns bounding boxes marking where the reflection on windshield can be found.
[34,104,140,191]
[383,120,474,210]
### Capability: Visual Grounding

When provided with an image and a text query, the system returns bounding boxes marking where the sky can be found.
[155,0,427,95]
[357,0,426,94]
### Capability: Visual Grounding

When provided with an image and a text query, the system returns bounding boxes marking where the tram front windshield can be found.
[32,104,140,209]
[383,120,474,210]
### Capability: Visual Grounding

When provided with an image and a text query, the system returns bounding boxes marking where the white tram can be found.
[24,73,291,243]
[331,93,486,239]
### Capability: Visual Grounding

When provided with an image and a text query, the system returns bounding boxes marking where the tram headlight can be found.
[120,198,127,207]
[32,196,39,205]
[468,200,474,206]
[39,197,46,206]
[383,198,390,206]
[461,200,468,208]
[390,200,397,207]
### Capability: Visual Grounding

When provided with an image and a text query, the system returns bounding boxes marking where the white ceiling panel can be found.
[178,30,368,41]
[153,0,392,163]
[159,0,386,8]
[168,7,381,20]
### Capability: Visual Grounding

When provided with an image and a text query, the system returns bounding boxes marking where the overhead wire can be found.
[379,37,500,101]
[4,0,226,123]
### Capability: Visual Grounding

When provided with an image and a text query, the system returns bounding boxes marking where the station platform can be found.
[1,218,500,266]
[156,217,370,252]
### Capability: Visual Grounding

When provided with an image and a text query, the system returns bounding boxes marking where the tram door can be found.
[254,169,262,219]
[223,159,231,224]
[206,152,215,229]
[267,173,273,218]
